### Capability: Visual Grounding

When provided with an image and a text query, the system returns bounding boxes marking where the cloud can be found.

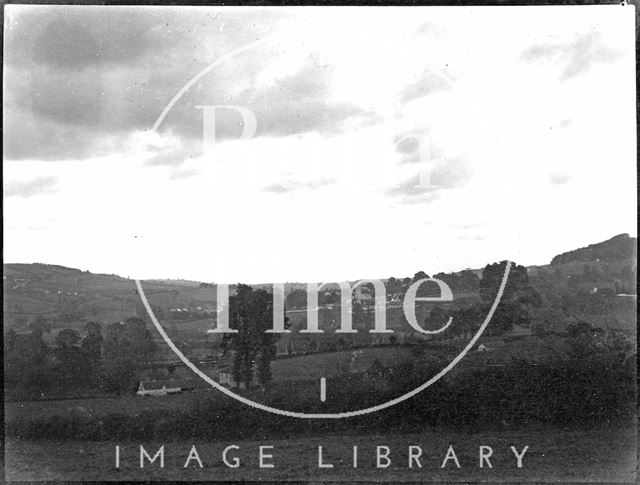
[386,158,472,204]
[5,39,369,162]
[4,176,58,198]
[2,7,295,161]
[236,60,370,139]
[429,157,471,189]
[548,173,571,186]
[398,69,453,104]
[4,7,274,71]
[385,173,439,204]
[169,168,200,180]
[415,22,443,36]
[451,222,486,230]
[457,234,487,241]
[144,144,200,167]
[521,31,621,80]
[263,177,336,194]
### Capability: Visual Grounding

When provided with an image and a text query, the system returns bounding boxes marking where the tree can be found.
[54,329,92,389]
[4,326,51,393]
[565,321,600,360]
[103,318,155,365]
[102,321,141,393]
[81,321,103,362]
[123,317,156,364]
[425,307,449,333]
[450,306,480,339]
[480,261,531,302]
[458,270,480,292]
[55,329,80,349]
[479,261,541,335]
[412,271,429,283]
[387,277,402,295]
[103,322,128,360]
[223,285,286,388]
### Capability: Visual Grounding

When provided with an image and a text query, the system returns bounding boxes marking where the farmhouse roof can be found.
[140,378,187,390]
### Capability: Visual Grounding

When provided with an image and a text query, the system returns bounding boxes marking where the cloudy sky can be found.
[3,5,636,283]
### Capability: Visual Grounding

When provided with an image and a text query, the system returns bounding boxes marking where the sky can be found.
[3,5,637,284]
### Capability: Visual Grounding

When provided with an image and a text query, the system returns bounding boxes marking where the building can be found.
[137,378,184,396]
[136,367,207,396]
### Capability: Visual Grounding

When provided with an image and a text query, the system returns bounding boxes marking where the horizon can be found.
[3,6,637,283]
[3,231,635,285]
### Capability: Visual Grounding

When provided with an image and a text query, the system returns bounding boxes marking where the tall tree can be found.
[223,285,285,387]
[81,321,103,362]
[479,261,541,335]
[55,328,80,349]
[55,329,92,389]
[123,317,156,364]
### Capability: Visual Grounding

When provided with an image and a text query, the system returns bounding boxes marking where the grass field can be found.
[4,389,223,422]
[4,346,416,423]
[5,336,564,423]
[272,346,414,381]
[4,424,636,482]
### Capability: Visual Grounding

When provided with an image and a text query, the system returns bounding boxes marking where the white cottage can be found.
[137,378,184,396]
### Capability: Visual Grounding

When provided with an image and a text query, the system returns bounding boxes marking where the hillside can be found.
[527,234,637,295]
[4,234,637,334]
[3,263,218,332]
[551,233,637,265]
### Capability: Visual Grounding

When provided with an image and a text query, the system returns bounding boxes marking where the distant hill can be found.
[3,263,218,332]
[550,234,637,266]
[4,234,636,332]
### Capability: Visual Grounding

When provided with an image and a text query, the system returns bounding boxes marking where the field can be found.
[4,390,222,422]
[4,424,636,482]
[4,345,417,424]
[3,263,219,332]
[5,334,568,423]
[272,346,414,381]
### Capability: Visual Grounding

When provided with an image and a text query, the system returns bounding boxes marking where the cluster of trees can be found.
[478,261,541,335]
[4,317,156,398]
[423,261,541,338]
[221,284,287,388]
[284,270,481,310]
[387,269,479,296]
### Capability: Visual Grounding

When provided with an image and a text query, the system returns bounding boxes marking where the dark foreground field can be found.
[4,424,636,482]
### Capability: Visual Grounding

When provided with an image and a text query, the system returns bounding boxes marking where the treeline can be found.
[4,317,156,399]
[6,322,635,441]
[285,269,481,309]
